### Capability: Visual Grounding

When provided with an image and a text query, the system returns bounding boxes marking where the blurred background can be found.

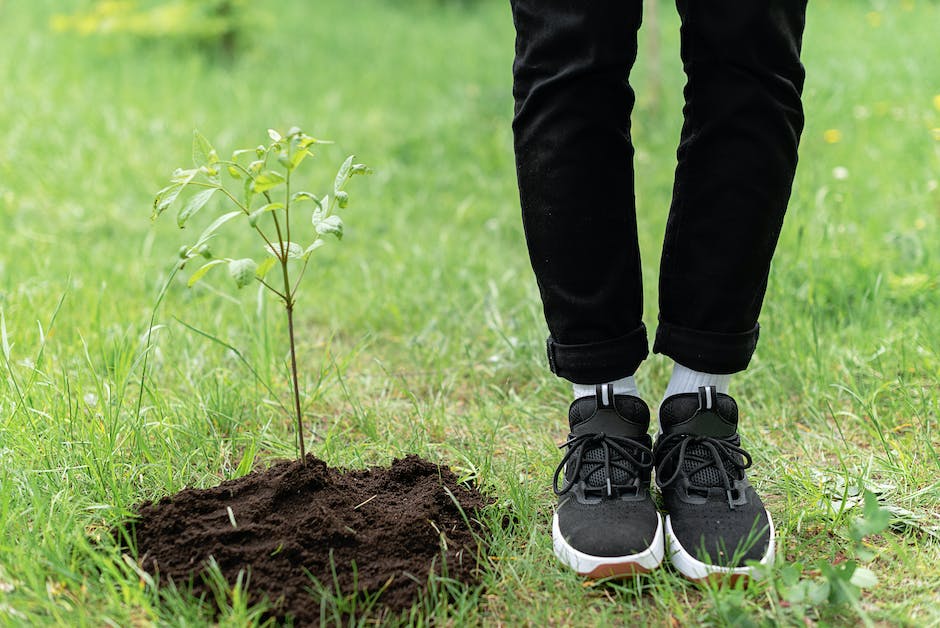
[0,0,938,624]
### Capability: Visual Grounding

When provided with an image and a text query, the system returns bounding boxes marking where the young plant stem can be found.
[157,131,364,469]
[279,164,305,463]
[286,298,306,463]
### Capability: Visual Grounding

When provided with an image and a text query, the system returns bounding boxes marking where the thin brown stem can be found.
[192,181,280,254]
[198,183,249,214]
[291,257,311,296]
[256,277,287,301]
[271,212,287,259]
[282,261,305,464]
[252,226,278,258]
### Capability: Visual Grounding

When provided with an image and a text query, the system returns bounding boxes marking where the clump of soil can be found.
[124,454,487,624]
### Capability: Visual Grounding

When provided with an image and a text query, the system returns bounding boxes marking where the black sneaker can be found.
[654,386,774,582]
[552,384,664,577]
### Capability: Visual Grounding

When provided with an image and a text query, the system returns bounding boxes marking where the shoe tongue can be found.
[568,394,650,439]
[567,391,651,489]
[658,387,742,488]
[658,386,738,439]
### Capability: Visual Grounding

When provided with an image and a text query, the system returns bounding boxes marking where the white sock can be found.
[573,376,639,400]
[661,362,731,401]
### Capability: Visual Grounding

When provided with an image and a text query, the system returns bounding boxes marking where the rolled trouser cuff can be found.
[653,320,759,375]
[546,325,649,384]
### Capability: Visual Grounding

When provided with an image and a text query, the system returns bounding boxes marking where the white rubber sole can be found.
[664,509,775,583]
[552,511,665,578]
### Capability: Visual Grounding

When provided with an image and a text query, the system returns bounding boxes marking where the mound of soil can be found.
[125,455,487,624]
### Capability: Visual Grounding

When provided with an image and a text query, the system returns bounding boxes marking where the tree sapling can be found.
[152,127,370,463]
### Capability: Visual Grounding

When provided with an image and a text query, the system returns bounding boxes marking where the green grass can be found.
[1,0,939,625]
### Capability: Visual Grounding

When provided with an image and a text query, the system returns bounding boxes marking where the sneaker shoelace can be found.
[654,434,753,509]
[553,432,653,498]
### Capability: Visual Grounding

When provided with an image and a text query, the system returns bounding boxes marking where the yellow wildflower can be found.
[823,129,842,144]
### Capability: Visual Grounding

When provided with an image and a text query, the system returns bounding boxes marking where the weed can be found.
[754,489,892,626]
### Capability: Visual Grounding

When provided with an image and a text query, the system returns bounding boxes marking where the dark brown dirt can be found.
[124,455,488,625]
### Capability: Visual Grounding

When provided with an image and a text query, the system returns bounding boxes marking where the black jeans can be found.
[511,0,807,384]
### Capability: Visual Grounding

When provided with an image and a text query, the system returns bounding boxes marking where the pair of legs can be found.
[512,0,806,383]
[510,0,807,578]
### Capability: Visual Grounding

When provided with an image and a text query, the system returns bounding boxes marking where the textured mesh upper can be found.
[567,396,650,488]
[659,393,743,488]
[678,436,744,486]
[583,447,632,485]
[686,458,723,487]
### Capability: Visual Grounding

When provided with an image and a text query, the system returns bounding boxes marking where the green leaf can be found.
[316,215,343,239]
[306,238,324,254]
[820,561,861,605]
[265,241,304,259]
[192,130,217,167]
[289,148,310,170]
[267,128,282,142]
[154,168,200,218]
[334,155,354,194]
[807,580,830,606]
[227,165,242,179]
[311,202,326,226]
[171,167,199,184]
[187,259,225,287]
[177,188,217,228]
[849,566,878,588]
[243,176,256,207]
[248,202,284,227]
[850,490,892,542]
[252,171,285,193]
[153,182,183,218]
[778,563,803,588]
[303,239,325,258]
[350,163,371,176]
[228,258,258,288]
[194,210,242,248]
[291,191,320,206]
[335,191,349,208]
[255,257,277,280]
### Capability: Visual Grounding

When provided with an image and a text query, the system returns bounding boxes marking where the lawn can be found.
[0,0,938,625]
